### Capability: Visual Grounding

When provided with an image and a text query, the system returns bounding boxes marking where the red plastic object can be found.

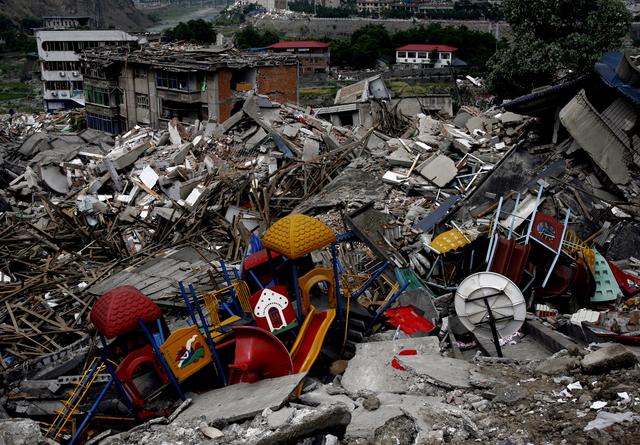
[608,260,640,296]
[384,307,435,335]
[243,249,282,272]
[391,349,418,371]
[228,326,293,384]
[90,286,162,338]
[489,236,531,285]
[391,359,405,371]
[531,213,564,252]
[398,349,417,356]
[292,310,330,373]
[115,345,169,408]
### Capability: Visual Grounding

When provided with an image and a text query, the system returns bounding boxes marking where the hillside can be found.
[0,0,153,31]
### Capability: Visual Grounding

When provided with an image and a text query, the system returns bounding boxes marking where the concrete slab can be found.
[398,354,474,389]
[282,124,300,139]
[342,337,440,394]
[245,127,268,149]
[168,121,182,145]
[417,154,457,187]
[177,373,305,423]
[19,132,50,156]
[345,393,404,440]
[453,110,472,129]
[386,147,414,167]
[499,111,524,126]
[302,138,320,161]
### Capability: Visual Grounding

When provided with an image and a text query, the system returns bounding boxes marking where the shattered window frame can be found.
[156,70,190,91]
[136,94,150,109]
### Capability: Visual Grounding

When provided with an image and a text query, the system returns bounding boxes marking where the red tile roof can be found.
[396,44,458,52]
[268,41,330,49]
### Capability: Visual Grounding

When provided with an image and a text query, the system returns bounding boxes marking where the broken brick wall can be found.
[256,64,298,106]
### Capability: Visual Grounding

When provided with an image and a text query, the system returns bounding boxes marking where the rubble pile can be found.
[0,94,371,368]
[3,53,640,444]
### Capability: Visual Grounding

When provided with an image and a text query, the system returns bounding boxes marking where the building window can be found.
[136,94,149,109]
[45,81,70,90]
[397,51,406,58]
[85,85,110,106]
[417,52,427,59]
[86,112,123,134]
[43,61,81,71]
[134,66,147,79]
[156,71,189,91]
[440,52,451,60]
[407,52,416,59]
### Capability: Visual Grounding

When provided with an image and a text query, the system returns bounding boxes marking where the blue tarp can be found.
[594,52,640,106]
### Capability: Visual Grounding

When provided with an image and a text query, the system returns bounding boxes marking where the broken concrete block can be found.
[397,354,477,389]
[245,127,268,149]
[171,142,192,166]
[302,138,320,161]
[168,120,182,145]
[465,116,487,134]
[417,114,441,136]
[176,373,305,423]
[0,418,44,445]
[417,154,457,187]
[453,138,474,153]
[342,337,440,394]
[535,355,581,375]
[298,386,356,411]
[386,148,414,167]
[581,344,638,374]
[266,406,296,429]
[282,124,300,139]
[139,165,159,189]
[453,110,472,129]
[382,171,409,185]
[185,184,207,208]
[19,132,50,157]
[416,133,440,147]
[499,111,524,126]
[199,422,224,439]
[108,141,149,170]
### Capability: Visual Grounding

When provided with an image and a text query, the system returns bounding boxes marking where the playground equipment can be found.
[49,214,408,443]
[53,285,226,444]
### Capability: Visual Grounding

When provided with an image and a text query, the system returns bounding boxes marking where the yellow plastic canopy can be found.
[262,214,336,259]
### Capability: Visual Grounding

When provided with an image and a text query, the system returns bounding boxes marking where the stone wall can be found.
[252,17,508,40]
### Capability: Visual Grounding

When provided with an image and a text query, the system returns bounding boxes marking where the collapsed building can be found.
[1,49,640,444]
[80,44,299,133]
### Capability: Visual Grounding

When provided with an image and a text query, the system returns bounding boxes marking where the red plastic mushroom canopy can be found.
[90,285,162,338]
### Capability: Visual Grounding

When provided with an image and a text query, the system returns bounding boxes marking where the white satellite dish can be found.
[455,272,526,340]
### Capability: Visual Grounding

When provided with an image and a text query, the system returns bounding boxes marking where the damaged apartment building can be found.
[79,45,299,133]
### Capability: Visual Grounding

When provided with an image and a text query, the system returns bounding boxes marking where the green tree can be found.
[487,0,631,98]
[163,19,216,44]
[234,25,280,49]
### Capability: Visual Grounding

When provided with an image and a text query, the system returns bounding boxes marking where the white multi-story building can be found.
[36,30,138,111]
[395,44,458,68]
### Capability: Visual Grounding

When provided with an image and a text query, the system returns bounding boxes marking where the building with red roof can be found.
[395,44,459,68]
[268,41,331,75]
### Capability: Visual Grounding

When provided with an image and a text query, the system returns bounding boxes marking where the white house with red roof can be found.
[267,41,331,75]
[395,44,458,68]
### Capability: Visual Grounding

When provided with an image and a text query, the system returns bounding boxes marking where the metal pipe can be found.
[69,377,114,445]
